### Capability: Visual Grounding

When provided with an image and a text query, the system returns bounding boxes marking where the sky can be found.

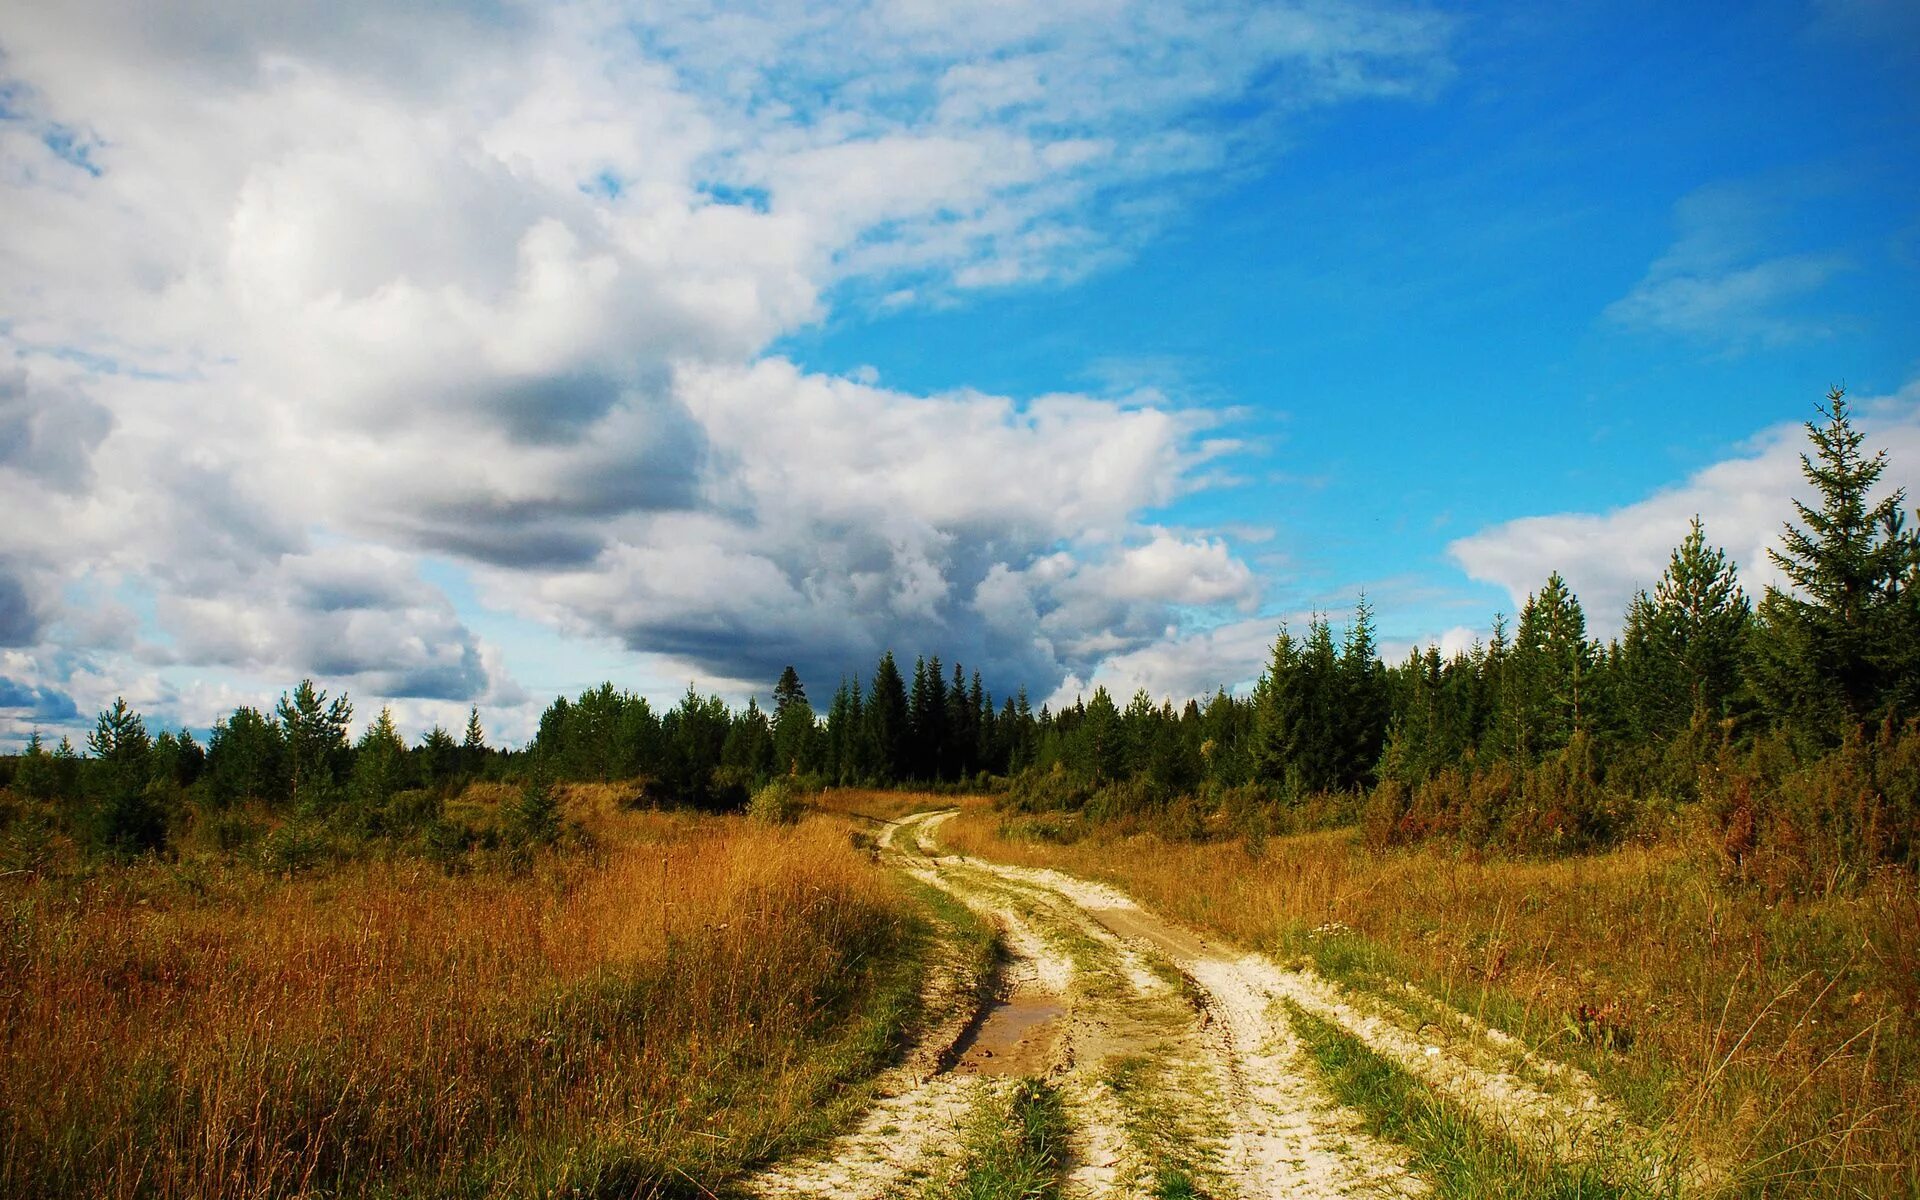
[1,0,1916,748]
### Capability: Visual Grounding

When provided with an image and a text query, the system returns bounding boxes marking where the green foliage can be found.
[277,680,353,816]
[86,698,164,857]
[1751,388,1920,737]
[506,771,562,847]
[1621,516,1750,740]
[748,778,804,826]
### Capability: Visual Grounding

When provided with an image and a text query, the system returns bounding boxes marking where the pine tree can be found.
[1251,623,1302,790]
[87,697,163,856]
[1753,388,1919,733]
[461,705,487,777]
[866,653,910,783]
[1078,687,1123,784]
[17,729,57,802]
[1623,517,1750,738]
[277,680,353,813]
[1338,595,1390,789]
[771,666,815,775]
[207,705,286,806]
[508,765,561,846]
[349,707,411,826]
[1504,574,1591,758]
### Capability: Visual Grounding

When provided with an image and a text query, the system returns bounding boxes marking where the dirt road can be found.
[752,810,1656,1199]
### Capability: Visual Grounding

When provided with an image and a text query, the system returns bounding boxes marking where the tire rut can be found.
[753,810,1656,1199]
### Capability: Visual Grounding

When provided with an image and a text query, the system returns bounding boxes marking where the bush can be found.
[748,780,803,826]
[506,776,561,847]
[1005,765,1092,813]
[254,821,330,875]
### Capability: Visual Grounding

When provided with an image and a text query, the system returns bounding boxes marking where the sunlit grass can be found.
[937,796,1920,1198]
[0,799,924,1198]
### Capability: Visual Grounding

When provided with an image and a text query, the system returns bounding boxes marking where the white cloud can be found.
[1604,184,1851,346]
[0,0,1452,742]
[1449,382,1920,634]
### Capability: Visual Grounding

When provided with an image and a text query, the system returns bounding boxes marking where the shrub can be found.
[1005,764,1092,813]
[748,780,803,826]
[254,821,330,875]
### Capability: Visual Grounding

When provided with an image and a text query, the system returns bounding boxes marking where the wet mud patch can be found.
[954,993,1066,1077]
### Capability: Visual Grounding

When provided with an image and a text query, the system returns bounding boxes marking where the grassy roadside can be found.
[934,796,1919,1198]
[1286,1000,1647,1200]
[0,799,937,1199]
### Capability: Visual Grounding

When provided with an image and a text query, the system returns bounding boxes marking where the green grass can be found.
[926,1079,1067,1200]
[1102,1054,1226,1199]
[1284,1000,1659,1200]
[1271,921,1680,1133]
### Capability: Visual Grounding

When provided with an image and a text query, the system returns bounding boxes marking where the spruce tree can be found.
[1752,388,1918,733]
[349,707,411,826]
[1623,516,1750,738]
[866,653,910,783]
[87,697,163,856]
[277,680,353,813]
[1337,595,1390,789]
[771,665,815,774]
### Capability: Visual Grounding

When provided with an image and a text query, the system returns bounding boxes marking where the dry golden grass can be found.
[0,796,922,1199]
[937,796,1920,1197]
[808,787,965,825]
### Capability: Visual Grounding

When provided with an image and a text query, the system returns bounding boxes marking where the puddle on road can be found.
[954,995,1065,1077]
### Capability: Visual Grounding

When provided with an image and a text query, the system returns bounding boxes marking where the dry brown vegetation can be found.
[0,787,923,1199]
[938,797,1920,1197]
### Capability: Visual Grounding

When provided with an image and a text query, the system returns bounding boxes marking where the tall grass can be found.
[0,804,921,1198]
[939,800,1919,1197]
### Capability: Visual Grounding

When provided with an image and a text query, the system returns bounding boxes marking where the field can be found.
[938,798,1920,1197]
[0,789,928,1199]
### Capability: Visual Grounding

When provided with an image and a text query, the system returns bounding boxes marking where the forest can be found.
[3,391,1916,890]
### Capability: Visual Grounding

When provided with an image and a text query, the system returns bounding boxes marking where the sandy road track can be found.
[751,810,1654,1199]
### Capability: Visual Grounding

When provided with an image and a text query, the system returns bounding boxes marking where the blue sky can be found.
[0,0,1916,746]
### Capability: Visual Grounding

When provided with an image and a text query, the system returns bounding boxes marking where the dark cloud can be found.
[486,372,628,444]
[0,676,79,721]
[0,368,113,493]
[0,569,39,646]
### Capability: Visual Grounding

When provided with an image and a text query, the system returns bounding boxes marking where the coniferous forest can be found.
[4,391,1916,892]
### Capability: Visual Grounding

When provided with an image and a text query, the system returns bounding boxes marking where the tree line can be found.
[3,390,1915,883]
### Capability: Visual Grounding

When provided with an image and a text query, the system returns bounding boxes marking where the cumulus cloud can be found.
[1449,382,1920,634]
[0,0,1451,741]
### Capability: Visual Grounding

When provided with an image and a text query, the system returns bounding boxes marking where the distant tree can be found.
[1621,516,1750,739]
[419,724,459,790]
[349,707,411,825]
[16,730,57,802]
[1504,573,1592,758]
[722,697,774,778]
[1076,687,1124,785]
[825,677,865,784]
[866,653,910,783]
[1338,595,1391,789]
[1251,623,1302,790]
[206,705,286,806]
[277,680,353,814]
[1750,388,1919,735]
[86,697,163,856]
[771,665,815,774]
[462,705,488,774]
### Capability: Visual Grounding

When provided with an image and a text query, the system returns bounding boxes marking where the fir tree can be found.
[866,653,910,783]
[87,697,163,856]
[1623,516,1750,738]
[277,680,353,814]
[1752,388,1919,733]
[771,666,815,775]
